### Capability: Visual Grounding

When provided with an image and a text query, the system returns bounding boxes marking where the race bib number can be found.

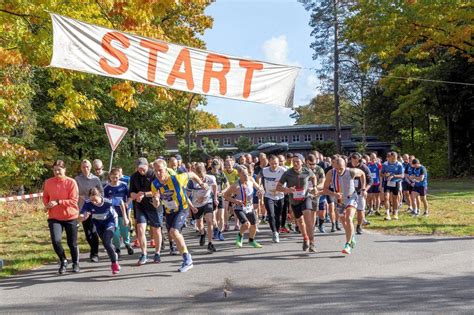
[92,212,108,220]
[293,188,306,201]
[354,179,359,188]
[163,199,178,209]
[371,173,376,179]
[387,181,396,187]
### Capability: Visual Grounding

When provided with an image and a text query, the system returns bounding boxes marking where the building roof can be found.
[165,124,354,136]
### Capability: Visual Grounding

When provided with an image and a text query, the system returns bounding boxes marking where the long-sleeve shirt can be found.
[75,173,103,209]
[43,176,79,221]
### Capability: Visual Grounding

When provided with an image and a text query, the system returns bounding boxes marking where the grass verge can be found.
[366,178,474,236]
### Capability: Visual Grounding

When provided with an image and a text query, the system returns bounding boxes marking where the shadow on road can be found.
[0,273,472,313]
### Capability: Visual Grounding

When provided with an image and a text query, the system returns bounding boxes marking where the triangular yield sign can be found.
[104,123,128,151]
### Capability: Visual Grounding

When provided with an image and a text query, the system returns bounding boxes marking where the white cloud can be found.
[262,35,289,64]
[306,73,319,90]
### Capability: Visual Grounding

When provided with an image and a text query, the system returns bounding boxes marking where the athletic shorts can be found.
[234,209,257,225]
[385,184,400,195]
[135,207,163,228]
[318,199,327,211]
[402,182,413,192]
[311,196,321,211]
[356,194,366,211]
[165,209,188,231]
[253,194,259,205]
[326,188,335,204]
[214,196,224,210]
[291,197,313,219]
[336,194,358,216]
[195,203,214,219]
[368,185,380,194]
[412,186,427,196]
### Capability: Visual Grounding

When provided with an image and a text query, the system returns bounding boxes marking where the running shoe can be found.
[90,255,99,263]
[423,211,429,217]
[126,244,134,255]
[170,244,179,256]
[393,214,399,220]
[207,242,217,253]
[272,232,280,243]
[302,240,309,252]
[111,262,121,275]
[374,211,382,216]
[218,231,225,241]
[356,226,363,235]
[235,234,243,248]
[279,227,285,233]
[132,239,140,248]
[363,219,371,225]
[249,240,262,248]
[58,260,68,275]
[366,209,373,216]
[350,236,357,248]
[149,239,156,248]
[199,233,206,246]
[190,219,195,227]
[384,215,391,221]
[318,225,326,233]
[178,255,193,273]
[153,253,161,263]
[330,223,336,233]
[309,243,317,253]
[137,254,148,265]
[342,243,352,255]
[335,221,342,231]
[213,228,219,240]
[72,262,80,273]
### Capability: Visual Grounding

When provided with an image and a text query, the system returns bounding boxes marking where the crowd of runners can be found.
[42,150,429,275]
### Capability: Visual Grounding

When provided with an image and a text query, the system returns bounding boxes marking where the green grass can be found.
[366,178,474,236]
[0,200,87,277]
[0,179,473,277]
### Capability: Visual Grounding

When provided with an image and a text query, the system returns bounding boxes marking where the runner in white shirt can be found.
[188,163,218,253]
[257,155,286,243]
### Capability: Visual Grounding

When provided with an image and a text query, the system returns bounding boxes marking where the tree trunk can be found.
[333,0,342,153]
[446,114,454,177]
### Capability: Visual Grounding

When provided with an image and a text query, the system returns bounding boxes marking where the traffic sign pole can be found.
[104,123,128,172]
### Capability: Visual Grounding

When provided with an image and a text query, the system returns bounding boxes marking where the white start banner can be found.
[49,14,300,107]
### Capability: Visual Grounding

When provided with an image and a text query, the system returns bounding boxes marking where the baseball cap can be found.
[136,157,148,169]
[175,154,183,161]
[294,153,305,163]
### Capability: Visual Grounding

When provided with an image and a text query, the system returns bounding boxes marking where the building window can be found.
[304,134,312,142]
[292,135,300,143]
[212,138,219,145]
[223,138,231,146]
[257,137,265,144]
[267,136,276,142]
[314,133,323,141]
[280,135,289,143]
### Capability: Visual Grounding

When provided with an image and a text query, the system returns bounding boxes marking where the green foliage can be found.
[234,136,256,152]
[295,94,352,125]
[311,140,336,157]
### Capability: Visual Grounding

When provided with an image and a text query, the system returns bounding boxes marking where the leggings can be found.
[98,227,117,263]
[281,195,289,228]
[264,197,285,232]
[48,219,79,263]
[113,217,130,250]
[82,216,99,257]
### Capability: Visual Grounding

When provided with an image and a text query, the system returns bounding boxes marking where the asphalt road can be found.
[1,222,473,314]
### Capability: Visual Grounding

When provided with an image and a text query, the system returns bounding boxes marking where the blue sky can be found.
[200,0,319,127]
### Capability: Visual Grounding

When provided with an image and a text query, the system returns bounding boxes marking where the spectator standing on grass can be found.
[42,160,80,274]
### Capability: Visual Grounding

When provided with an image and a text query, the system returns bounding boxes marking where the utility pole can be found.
[333,0,342,153]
